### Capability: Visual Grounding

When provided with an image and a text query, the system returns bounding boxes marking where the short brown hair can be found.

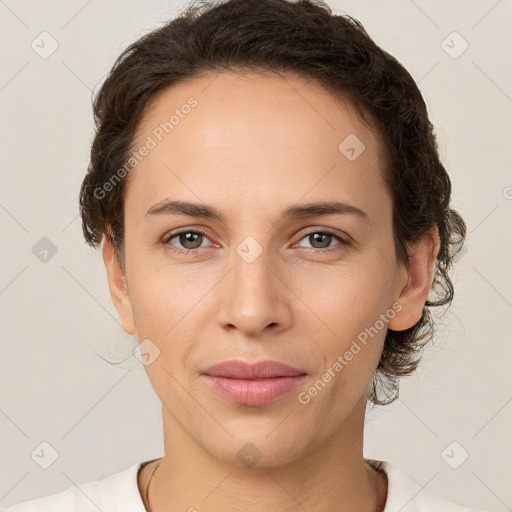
[79,0,466,405]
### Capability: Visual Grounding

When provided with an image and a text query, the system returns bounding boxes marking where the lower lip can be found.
[201,374,307,406]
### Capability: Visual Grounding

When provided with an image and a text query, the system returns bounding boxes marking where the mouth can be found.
[200,359,307,406]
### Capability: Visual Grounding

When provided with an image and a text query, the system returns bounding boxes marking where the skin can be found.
[102,71,440,511]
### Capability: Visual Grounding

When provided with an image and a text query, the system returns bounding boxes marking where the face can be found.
[104,71,427,468]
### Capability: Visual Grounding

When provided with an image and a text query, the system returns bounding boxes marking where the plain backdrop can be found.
[0,0,511,510]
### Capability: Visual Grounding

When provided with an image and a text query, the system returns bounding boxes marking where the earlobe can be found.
[387,225,440,332]
[101,233,137,336]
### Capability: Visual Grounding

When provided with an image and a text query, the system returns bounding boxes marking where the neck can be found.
[140,396,387,512]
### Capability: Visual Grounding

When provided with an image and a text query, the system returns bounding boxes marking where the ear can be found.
[101,233,137,336]
[387,225,441,331]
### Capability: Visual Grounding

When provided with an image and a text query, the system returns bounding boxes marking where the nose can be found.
[216,248,293,338]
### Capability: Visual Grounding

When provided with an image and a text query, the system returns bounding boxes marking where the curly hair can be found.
[79,0,466,405]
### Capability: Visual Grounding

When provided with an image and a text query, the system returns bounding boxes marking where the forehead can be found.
[134,70,379,151]
[126,71,389,224]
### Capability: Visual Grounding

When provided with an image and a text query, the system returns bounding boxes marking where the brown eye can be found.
[176,232,203,249]
[163,228,212,253]
[295,230,349,252]
[308,232,334,249]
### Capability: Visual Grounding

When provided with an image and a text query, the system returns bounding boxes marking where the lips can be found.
[202,360,307,379]
[201,360,307,406]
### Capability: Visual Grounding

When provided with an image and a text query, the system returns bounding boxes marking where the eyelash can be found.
[161,227,350,256]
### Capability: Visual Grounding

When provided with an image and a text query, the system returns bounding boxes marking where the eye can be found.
[294,230,349,253]
[162,227,350,256]
[162,228,214,254]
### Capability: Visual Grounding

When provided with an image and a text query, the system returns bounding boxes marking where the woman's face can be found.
[107,71,412,466]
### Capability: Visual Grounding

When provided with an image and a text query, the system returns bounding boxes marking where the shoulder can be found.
[368,459,485,512]
[4,462,146,512]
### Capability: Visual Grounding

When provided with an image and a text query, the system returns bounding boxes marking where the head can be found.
[79,0,465,465]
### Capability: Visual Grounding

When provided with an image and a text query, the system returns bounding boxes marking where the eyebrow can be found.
[145,199,370,224]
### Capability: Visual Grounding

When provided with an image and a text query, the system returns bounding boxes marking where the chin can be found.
[197,428,318,469]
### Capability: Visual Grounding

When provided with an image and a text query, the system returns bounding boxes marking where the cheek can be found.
[129,263,211,334]
[128,274,201,403]
[300,285,390,419]
[293,260,395,395]
[128,266,219,385]
[295,261,394,341]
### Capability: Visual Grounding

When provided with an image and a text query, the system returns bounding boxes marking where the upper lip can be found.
[201,360,307,379]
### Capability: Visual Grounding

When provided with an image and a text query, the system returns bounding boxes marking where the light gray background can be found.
[1,0,511,509]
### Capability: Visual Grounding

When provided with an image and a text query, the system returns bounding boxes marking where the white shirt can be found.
[4,459,482,512]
